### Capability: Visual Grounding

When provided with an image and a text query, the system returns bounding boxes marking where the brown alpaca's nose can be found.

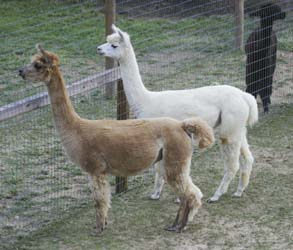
[19,69,25,79]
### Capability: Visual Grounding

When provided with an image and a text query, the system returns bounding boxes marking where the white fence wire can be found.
[0,0,292,247]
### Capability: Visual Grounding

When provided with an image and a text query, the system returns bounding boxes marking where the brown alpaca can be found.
[19,45,214,233]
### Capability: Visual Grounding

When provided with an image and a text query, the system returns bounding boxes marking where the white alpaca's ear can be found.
[118,30,125,42]
[111,24,125,42]
[111,24,119,33]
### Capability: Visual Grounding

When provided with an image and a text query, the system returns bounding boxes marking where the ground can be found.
[5,104,293,250]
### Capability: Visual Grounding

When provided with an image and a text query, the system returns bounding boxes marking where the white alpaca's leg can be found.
[89,175,111,234]
[208,140,241,202]
[233,134,254,197]
[150,162,165,200]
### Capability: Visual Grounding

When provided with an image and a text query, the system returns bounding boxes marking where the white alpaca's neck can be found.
[119,46,150,117]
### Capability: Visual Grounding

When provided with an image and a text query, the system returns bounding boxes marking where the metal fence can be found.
[0,0,292,247]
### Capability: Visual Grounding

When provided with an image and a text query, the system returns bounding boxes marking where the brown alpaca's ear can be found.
[36,44,45,54]
[36,44,52,65]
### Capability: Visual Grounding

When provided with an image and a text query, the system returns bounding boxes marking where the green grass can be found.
[1,1,292,104]
[0,0,105,104]
[3,104,292,250]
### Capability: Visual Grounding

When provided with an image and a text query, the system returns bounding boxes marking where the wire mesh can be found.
[0,0,292,247]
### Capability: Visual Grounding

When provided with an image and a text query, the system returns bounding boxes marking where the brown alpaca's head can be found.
[19,44,60,83]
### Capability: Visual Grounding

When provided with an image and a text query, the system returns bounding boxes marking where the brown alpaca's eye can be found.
[34,63,42,70]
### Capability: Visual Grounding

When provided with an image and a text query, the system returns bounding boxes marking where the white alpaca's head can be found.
[97,25,131,61]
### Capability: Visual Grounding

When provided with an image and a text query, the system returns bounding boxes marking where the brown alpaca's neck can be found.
[46,67,79,132]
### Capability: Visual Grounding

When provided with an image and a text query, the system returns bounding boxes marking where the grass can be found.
[0,0,292,249]
[3,104,293,250]
[1,1,292,105]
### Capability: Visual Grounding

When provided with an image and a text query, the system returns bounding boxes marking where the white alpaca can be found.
[97,25,258,202]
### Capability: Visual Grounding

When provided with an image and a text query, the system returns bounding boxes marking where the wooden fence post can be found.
[116,79,129,193]
[234,0,244,50]
[104,0,116,98]
[103,0,129,193]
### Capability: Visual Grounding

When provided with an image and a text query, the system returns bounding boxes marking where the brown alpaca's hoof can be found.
[90,225,105,237]
[95,220,107,234]
[96,225,105,234]
[165,225,183,233]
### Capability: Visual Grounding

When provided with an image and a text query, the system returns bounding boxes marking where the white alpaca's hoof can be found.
[174,197,181,204]
[232,191,243,198]
[150,192,161,200]
[207,196,219,203]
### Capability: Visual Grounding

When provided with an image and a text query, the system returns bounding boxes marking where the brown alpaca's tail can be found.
[182,118,214,149]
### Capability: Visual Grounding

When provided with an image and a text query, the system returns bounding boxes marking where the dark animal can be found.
[245,3,286,113]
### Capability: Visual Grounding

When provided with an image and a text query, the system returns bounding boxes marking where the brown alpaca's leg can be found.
[170,180,202,233]
[166,185,202,233]
[166,198,191,233]
[166,207,180,230]
[164,160,203,233]
[89,175,111,234]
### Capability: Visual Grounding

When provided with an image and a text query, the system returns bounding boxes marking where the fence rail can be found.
[0,68,121,122]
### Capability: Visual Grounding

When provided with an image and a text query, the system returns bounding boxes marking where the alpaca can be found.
[97,25,259,203]
[245,3,286,113]
[19,45,215,233]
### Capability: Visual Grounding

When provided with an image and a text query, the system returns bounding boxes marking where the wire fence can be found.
[0,0,292,247]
